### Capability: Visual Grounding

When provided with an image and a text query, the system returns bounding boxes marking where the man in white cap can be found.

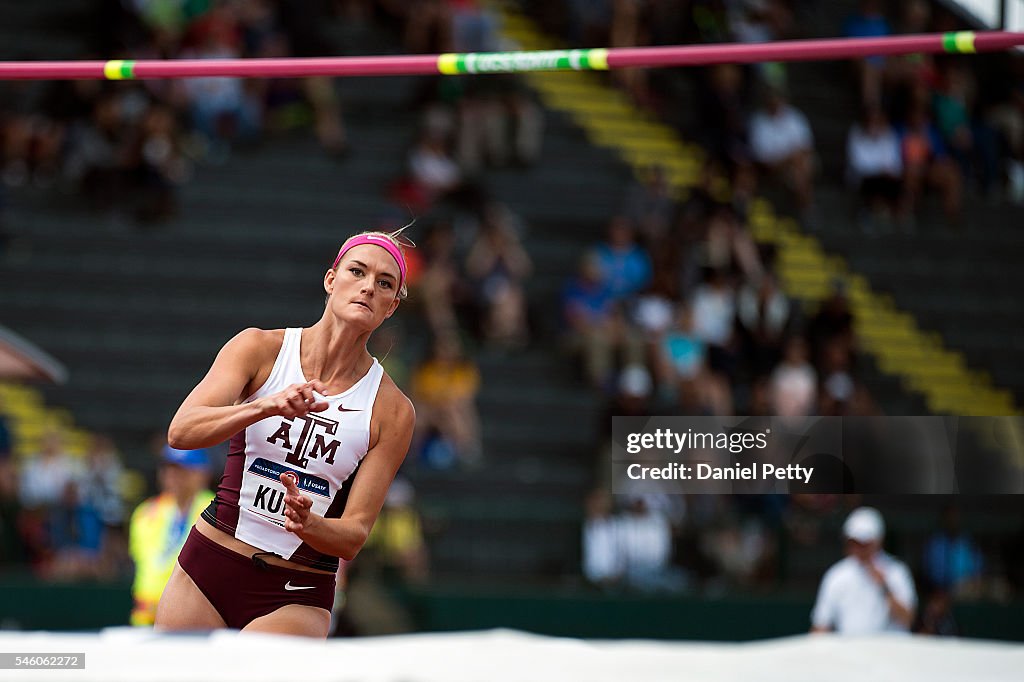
[810,506,917,634]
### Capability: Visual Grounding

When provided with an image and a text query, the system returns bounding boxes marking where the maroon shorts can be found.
[177,526,335,630]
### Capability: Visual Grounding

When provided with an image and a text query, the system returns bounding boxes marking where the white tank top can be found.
[201,327,384,570]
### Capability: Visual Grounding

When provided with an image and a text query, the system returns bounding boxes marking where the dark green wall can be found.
[404,588,812,640]
[0,576,1021,643]
[0,576,132,630]
[403,587,1024,642]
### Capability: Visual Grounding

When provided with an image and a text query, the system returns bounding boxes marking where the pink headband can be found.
[332,234,407,291]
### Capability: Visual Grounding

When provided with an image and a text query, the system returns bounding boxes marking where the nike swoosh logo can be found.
[284,581,316,591]
[338,406,362,412]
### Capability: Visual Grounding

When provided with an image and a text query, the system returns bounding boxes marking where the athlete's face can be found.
[325,243,401,327]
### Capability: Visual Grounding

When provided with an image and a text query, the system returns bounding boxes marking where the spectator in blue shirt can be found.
[922,504,984,597]
[592,216,653,300]
[844,0,891,107]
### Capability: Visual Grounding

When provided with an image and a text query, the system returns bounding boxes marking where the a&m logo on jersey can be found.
[266,414,341,468]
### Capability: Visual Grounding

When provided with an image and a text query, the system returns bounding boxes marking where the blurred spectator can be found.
[898,101,963,222]
[921,504,983,598]
[785,493,845,549]
[631,275,677,345]
[696,64,750,165]
[807,280,855,373]
[736,270,791,378]
[63,92,132,212]
[505,88,545,168]
[613,363,655,418]
[843,0,890,107]
[0,397,22,566]
[811,507,917,634]
[411,334,482,468]
[0,398,13,499]
[582,489,621,589]
[19,430,82,509]
[653,304,730,415]
[1,111,65,189]
[367,323,410,389]
[44,475,105,580]
[179,9,263,153]
[653,304,702,388]
[817,336,873,417]
[363,476,429,584]
[618,495,687,593]
[593,364,656,487]
[79,434,129,576]
[401,109,487,214]
[276,0,349,156]
[748,86,815,216]
[406,116,461,206]
[916,588,960,636]
[678,149,729,231]
[621,165,676,247]
[987,68,1024,203]
[343,477,425,636]
[703,515,774,588]
[610,0,652,105]
[703,204,762,282]
[127,103,189,222]
[770,336,817,418]
[456,83,541,174]
[445,2,544,173]
[59,88,189,223]
[129,444,213,626]
[932,64,999,199]
[465,205,533,349]
[416,221,466,338]
[847,106,904,229]
[884,0,937,123]
[450,0,499,54]
[592,216,653,300]
[730,0,791,88]
[562,253,642,390]
[630,271,679,397]
[690,267,738,390]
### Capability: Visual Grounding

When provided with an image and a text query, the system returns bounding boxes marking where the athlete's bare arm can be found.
[168,328,330,449]
[280,378,415,560]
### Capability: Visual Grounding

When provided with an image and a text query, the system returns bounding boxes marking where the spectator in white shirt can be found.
[770,336,817,418]
[811,507,917,634]
[847,106,904,227]
[19,431,82,509]
[749,88,816,215]
[617,496,687,593]
[583,490,621,587]
[690,268,739,412]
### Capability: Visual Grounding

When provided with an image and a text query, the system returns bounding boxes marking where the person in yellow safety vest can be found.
[129,445,214,626]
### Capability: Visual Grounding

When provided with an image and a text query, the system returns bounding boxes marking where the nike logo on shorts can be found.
[284,581,316,591]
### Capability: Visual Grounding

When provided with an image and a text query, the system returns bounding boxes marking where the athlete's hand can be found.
[281,472,316,534]
[261,381,330,419]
